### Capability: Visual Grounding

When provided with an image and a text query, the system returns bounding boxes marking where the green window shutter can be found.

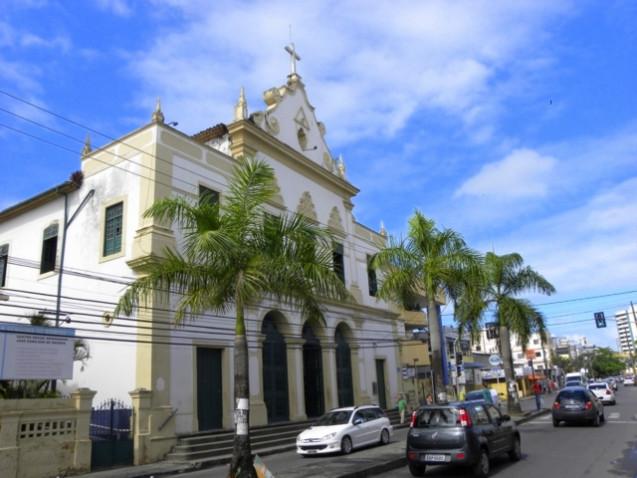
[40,224,58,273]
[367,254,377,297]
[198,185,219,206]
[333,243,345,283]
[104,202,123,256]
[0,244,8,287]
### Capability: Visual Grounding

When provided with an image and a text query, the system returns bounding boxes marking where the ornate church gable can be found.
[328,206,345,234]
[248,44,344,177]
[296,191,318,222]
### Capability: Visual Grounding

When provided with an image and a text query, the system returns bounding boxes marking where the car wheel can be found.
[508,436,522,462]
[380,428,390,445]
[408,463,426,477]
[341,436,353,455]
[473,449,490,477]
[592,413,601,427]
[552,418,560,427]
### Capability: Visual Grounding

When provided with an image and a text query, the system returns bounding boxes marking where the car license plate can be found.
[306,450,317,454]
[424,454,448,462]
[565,404,579,409]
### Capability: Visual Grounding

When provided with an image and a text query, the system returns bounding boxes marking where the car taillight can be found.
[553,401,560,409]
[459,408,472,428]
[410,411,417,428]
[606,390,611,395]
[407,451,417,461]
[585,401,593,410]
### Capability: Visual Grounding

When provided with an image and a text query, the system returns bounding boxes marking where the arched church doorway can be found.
[262,312,289,423]
[335,324,354,407]
[302,322,324,417]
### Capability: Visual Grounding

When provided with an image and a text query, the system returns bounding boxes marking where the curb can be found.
[334,408,551,478]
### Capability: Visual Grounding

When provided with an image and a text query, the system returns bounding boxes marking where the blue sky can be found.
[1,0,636,348]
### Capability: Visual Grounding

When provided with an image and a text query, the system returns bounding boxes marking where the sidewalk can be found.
[73,405,551,478]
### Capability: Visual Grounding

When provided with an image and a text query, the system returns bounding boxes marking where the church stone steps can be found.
[167,409,405,465]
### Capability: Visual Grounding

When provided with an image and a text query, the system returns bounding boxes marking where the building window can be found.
[103,202,123,256]
[517,353,524,359]
[535,351,542,358]
[367,255,377,296]
[199,185,219,207]
[333,243,345,283]
[533,339,539,345]
[0,244,7,287]
[40,224,58,273]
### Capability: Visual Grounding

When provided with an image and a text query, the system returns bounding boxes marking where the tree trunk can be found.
[427,299,445,403]
[499,325,522,414]
[228,305,256,478]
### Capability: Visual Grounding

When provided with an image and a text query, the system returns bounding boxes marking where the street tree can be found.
[373,211,481,402]
[115,158,349,478]
[457,252,555,413]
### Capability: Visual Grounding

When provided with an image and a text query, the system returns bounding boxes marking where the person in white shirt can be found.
[488,387,500,408]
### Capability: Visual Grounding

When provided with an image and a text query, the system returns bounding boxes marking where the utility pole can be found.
[630,302,637,377]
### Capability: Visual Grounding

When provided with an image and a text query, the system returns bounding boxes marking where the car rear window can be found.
[415,408,460,428]
[557,390,587,401]
[589,384,606,390]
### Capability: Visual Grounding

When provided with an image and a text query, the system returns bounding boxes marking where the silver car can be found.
[296,405,393,455]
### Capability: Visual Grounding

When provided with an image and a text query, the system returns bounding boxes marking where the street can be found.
[376,385,637,477]
[172,387,637,478]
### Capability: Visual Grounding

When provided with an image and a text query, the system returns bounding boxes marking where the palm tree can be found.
[115,158,349,478]
[373,211,482,402]
[457,252,555,413]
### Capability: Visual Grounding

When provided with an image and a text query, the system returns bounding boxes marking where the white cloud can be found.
[455,148,557,199]
[487,176,637,296]
[125,0,572,141]
[94,0,132,17]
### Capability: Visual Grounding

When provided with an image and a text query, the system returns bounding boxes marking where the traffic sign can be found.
[594,312,606,328]
[489,354,502,367]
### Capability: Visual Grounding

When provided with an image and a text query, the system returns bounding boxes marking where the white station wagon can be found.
[296,405,393,455]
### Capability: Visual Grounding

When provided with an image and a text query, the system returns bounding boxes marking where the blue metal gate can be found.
[90,399,133,470]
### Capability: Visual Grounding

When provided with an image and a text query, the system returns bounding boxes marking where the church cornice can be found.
[227,119,359,199]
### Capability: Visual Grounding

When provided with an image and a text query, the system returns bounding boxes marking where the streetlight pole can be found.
[54,189,94,327]
[51,188,94,393]
[413,358,420,406]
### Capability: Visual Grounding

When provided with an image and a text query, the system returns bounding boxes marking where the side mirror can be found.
[353,418,363,426]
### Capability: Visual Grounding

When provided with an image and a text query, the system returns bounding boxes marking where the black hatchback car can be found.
[406,401,521,477]
[552,386,605,426]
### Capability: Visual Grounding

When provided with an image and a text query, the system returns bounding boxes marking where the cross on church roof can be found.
[284,43,301,75]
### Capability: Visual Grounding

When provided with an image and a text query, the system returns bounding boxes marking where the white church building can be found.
[0,50,411,462]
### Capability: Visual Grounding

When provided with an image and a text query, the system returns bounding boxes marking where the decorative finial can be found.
[379,221,387,237]
[151,97,165,124]
[337,154,346,178]
[234,86,248,121]
[81,133,92,157]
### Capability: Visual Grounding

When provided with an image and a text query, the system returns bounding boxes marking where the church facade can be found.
[0,53,408,456]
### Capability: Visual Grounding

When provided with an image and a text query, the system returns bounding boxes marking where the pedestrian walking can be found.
[533,380,542,411]
[425,393,433,405]
[398,394,407,424]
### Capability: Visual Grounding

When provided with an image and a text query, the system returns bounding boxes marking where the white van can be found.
[565,372,587,386]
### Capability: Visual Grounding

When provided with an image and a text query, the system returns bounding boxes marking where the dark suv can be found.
[406,401,521,477]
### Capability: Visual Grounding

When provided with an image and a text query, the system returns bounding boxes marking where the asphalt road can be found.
[173,427,411,478]
[376,385,637,478]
